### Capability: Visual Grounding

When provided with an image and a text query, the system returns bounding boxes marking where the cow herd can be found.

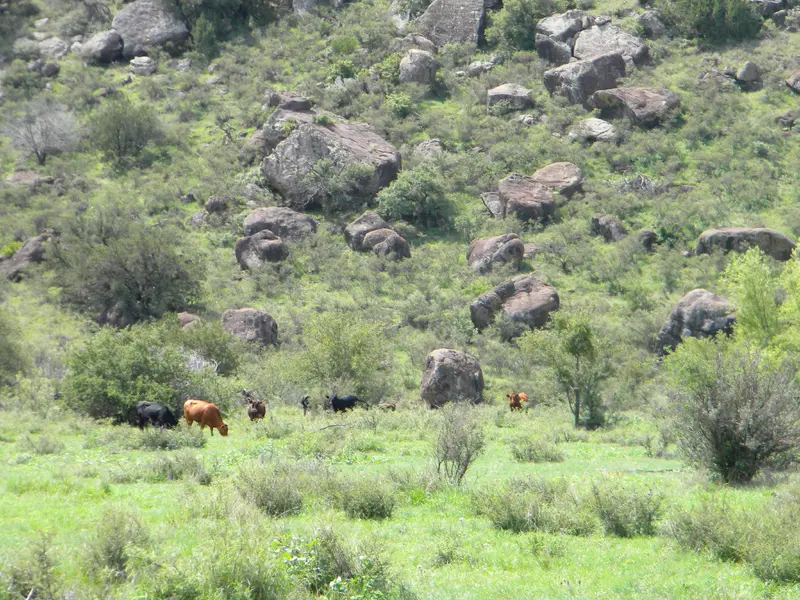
[133,390,532,437]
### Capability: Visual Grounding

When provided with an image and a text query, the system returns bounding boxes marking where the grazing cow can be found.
[506,392,529,412]
[135,402,178,429]
[378,402,396,411]
[300,395,310,416]
[325,394,369,413]
[241,389,266,421]
[183,399,229,436]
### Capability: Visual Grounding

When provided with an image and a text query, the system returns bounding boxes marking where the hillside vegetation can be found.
[1,0,800,597]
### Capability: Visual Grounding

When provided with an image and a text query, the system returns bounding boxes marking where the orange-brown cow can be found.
[183,399,229,436]
[506,392,529,412]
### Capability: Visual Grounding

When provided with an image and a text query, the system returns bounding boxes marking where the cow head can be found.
[219,423,229,436]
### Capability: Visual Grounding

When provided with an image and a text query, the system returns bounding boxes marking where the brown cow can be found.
[183,399,229,436]
[506,392,529,412]
[242,389,266,421]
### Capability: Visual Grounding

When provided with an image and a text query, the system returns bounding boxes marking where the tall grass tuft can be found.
[332,476,396,520]
[235,462,305,517]
[591,477,664,537]
[511,438,565,463]
[85,508,148,581]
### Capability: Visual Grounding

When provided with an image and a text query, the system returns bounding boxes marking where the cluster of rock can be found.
[415,0,486,48]
[467,234,524,274]
[344,212,411,260]
[0,231,54,282]
[591,214,627,242]
[469,274,559,334]
[695,227,796,261]
[655,289,735,356]
[235,207,318,270]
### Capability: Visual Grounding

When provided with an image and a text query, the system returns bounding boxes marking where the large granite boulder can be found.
[481,192,504,219]
[530,162,583,198]
[735,61,762,85]
[787,72,800,94]
[345,211,390,251]
[345,212,410,259]
[416,0,486,48]
[235,230,289,270]
[543,53,626,105]
[129,56,157,75]
[262,121,401,210]
[243,207,318,241]
[1,233,52,281]
[221,308,278,346]
[591,214,627,242]
[420,349,484,408]
[399,49,439,85]
[487,84,533,111]
[497,174,556,222]
[573,24,649,65]
[265,90,313,112]
[470,274,559,334]
[112,0,190,59]
[535,34,572,65]
[81,30,123,63]
[695,228,796,262]
[240,108,316,165]
[588,88,680,127]
[536,10,589,41]
[38,37,69,59]
[655,289,735,356]
[568,117,618,143]
[466,233,524,274]
[638,11,666,39]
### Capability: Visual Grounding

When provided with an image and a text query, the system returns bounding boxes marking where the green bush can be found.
[333,477,396,519]
[85,509,148,580]
[328,59,358,82]
[657,0,761,43]
[385,92,413,117]
[236,463,305,517]
[0,309,27,386]
[511,438,565,463]
[377,166,453,229]
[300,160,376,214]
[138,426,207,451]
[4,534,62,600]
[486,0,566,50]
[374,53,402,84]
[146,451,212,484]
[590,477,663,537]
[90,96,162,165]
[433,405,485,485]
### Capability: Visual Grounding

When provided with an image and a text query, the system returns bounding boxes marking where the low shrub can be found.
[590,477,664,537]
[85,509,148,581]
[511,438,565,463]
[146,451,212,484]
[667,494,749,562]
[25,434,65,456]
[333,476,396,520]
[3,534,62,600]
[432,405,485,485]
[235,463,304,517]
[377,166,453,229]
[138,426,207,451]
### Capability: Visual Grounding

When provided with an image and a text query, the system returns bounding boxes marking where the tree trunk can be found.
[574,387,581,428]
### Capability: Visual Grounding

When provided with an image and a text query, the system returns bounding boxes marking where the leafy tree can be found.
[665,338,800,483]
[4,99,79,165]
[53,205,204,326]
[193,14,219,59]
[90,96,161,165]
[0,308,27,387]
[301,160,376,215]
[657,0,761,43]
[722,248,779,347]
[486,0,566,50]
[377,166,453,229]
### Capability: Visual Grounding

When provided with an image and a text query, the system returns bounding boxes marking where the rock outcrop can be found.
[530,162,583,198]
[591,214,627,242]
[129,56,157,75]
[1,232,52,281]
[487,84,533,110]
[420,349,484,407]
[235,230,288,269]
[536,10,588,41]
[399,49,438,85]
[568,117,618,142]
[544,53,626,105]
[221,308,278,346]
[787,72,800,94]
[177,312,201,328]
[243,207,318,241]
[38,37,69,59]
[466,233,524,274]
[695,228,796,261]
[416,0,486,48]
[535,34,572,65]
[81,30,123,63]
[112,0,190,59]
[655,289,735,355]
[588,88,680,127]
[265,90,313,111]
[470,274,559,334]
[345,212,410,260]
[638,11,666,38]
[262,121,401,210]
[497,174,556,222]
[573,24,649,65]
[204,195,232,214]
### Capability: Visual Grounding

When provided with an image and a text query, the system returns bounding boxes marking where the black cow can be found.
[325,394,369,413]
[135,401,178,429]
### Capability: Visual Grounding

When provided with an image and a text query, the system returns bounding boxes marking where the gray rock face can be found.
[345,211,390,251]
[469,274,559,334]
[544,53,626,105]
[638,10,666,38]
[536,10,587,42]
[112,0,190,59]
[345,212,410,259]
[787,72,800,94]
[753,0,784,17]
[129,56,157,75]
[262,121,401,210]
[420,349,484,408]
[530,162,583,198]
[655,289,735,356]
[591,214,627,242]
[265,90,313,111]
[399,49,439,85]
[177,312,201,328]
[416,0,486,48]
[41,62,60,77]
[401,34,438,54]
[481,192,504,219]
[573,24,648,65]
[243,108,316,164]
[235,230,289,269]
[413,139,445,159]
[205,195,232,213]
[535,34,572,65]
[588,88,680,127]
[243,207,318,241]
[467,233,524,274]
[38,37,69,58]
[81,30,123,63]
[497,174,556,222]
[568,117,618,143]
[467,60,495,77]
[1,233,52,281]
[696,228,796,261]
[736,61,762,83]
[637,229,658,252]
[221,308,278,346]
[487,84,533,110]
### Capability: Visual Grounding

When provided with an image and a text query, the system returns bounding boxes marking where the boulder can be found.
[416,0,486,48]
[204,195,233,213]
[591,214,627,242]
[543,53,626,105]
[497,174,556,222]
[638,10,666,38]
[242,109,316,164]
[177,312,201,328]
[466,233,524,274]
[129,56,157,75]
[40,62,60,78]
[345,211,390,251]
[637,229,658,252]
[573,24,649,65]
[262,121,401,210]
[5,171,54,186]
[469,274,559,333]
[696,228,796,262]
[399,49,439,85]
[568,117,618,143]
[112,0,190,59]
[655,289,735,356]
[467,60,495,77]
[235,230,288,269]
[243,207,318,241]
[363,228,411,260]
[535,34,572,65]
[787,72,800,94]
[736,61,761,84]
[420,348,484,407]
[265,90,313,111]
[38,37,69,59]
[588,88,680,127]
[481,191,504,219]
[523,243,538,259]
[753,0,784,17]
[1,233,52,281]
[530,162,583,198]
[221,308,278,346]
[413,139,445,159]
[401,34,438,54]
[536,10,587,42]
[487,83,533,110]
[81,30,123,63]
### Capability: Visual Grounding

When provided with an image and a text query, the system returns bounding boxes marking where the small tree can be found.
[0,308,27,387]
[433,405,485,485]
[485,0,565,50]
[376,166,453,229]
[90,96,161,165]
[722,248,780,347]
[657,0,761,43]
[4,99,79,165]
[665,338,800,483]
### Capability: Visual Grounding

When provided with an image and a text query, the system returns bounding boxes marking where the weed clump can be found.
[511,438,565,463]
[433,405,485,485]
[332,476,396,520]
[235,463,305,517]
[85,508,148,581]
[590,477,664,537]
